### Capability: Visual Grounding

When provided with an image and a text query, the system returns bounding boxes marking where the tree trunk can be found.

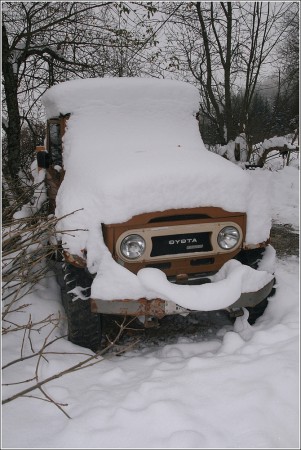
[223,2,235,142]
[2,24,21,179]
[196,3,226,145]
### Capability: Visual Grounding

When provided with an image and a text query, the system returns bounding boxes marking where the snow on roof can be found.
[41,77,272,303]
[42,76,200,119]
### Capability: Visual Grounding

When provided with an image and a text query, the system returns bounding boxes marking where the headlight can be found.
[217,226,240,250]
[120,234,146,260]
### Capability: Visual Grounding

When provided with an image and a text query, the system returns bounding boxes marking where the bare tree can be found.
[2,1,159,181]
[3,2,101,179]
[274,2,299,133]
[160,1,294,151]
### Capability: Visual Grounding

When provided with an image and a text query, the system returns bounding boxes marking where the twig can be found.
[2,334,67,370]
[3,377,36,386]
[2,318,136,411]
[38,385,71,419]
[2,353,103,405]
[23,394,68,406]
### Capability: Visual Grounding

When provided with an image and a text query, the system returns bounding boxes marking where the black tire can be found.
[61,263,103,352]
[235,248,276,324]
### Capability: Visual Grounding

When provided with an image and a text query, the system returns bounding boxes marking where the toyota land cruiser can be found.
[40,77,276,351]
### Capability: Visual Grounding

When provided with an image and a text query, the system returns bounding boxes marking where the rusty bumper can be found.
[90,297,190,318]
[91,277,275,318]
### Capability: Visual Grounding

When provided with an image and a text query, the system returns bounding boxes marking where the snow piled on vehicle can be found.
[42,77,273,304]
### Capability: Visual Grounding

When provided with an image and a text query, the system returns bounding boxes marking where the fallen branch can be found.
[2,317,139,418]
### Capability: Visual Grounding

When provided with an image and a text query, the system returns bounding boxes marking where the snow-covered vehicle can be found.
[41,77,276,351]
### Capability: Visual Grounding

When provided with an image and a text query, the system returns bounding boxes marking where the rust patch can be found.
[137,298,166,318]
[91,297,166,318]
[63,251,87,268]
[243,238,270,250]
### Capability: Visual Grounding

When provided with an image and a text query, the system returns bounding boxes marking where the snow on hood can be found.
[41,77,272,306]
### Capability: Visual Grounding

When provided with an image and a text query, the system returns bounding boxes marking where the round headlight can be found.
[217,226,240,250]
[120,234,146,260]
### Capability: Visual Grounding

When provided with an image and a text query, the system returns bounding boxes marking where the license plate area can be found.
[151,232,212,257]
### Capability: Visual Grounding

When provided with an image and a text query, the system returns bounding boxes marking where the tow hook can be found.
[228,307,244,318]
[144,316,160,328]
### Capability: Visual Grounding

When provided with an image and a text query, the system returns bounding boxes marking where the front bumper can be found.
[91,274,275,318]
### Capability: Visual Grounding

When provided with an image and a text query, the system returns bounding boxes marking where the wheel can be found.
[61,263,103,352]
[234,248,276,324]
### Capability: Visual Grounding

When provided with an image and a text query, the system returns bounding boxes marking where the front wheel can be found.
[61,264,102,352]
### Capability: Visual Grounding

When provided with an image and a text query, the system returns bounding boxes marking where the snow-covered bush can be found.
[210,133,299,170]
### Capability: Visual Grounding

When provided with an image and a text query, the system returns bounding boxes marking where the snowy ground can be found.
[1,162,300,449]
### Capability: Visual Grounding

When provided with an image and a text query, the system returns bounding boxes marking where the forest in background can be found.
[2,1,299,187]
